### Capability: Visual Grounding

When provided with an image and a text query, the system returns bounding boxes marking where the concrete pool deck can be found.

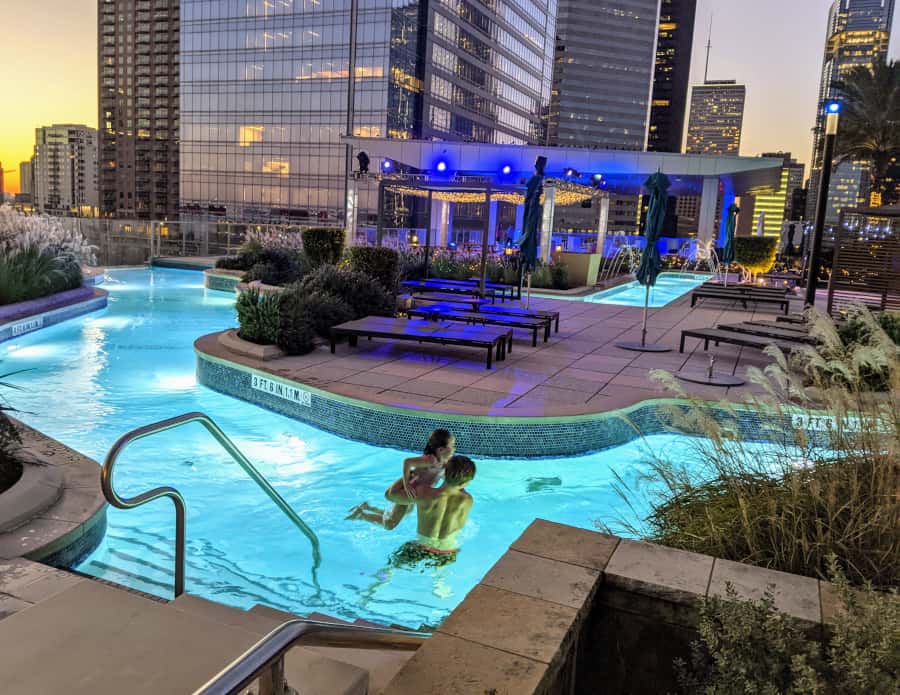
[197,291,804,419]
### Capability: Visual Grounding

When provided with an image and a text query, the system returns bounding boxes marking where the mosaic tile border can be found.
[204,271,242,293]
[0,292,108,344]
[196,348,805,457]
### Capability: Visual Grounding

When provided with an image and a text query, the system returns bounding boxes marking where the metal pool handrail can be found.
[193,619,429,695]
[101,411,322,597]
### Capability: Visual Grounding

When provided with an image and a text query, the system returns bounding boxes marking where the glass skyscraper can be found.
[685,80,746,156]
[179,0,556,223]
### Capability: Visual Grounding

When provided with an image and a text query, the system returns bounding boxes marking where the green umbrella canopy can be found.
[722,203,739,265]
[519,164,544,272]
[635,171,671,287]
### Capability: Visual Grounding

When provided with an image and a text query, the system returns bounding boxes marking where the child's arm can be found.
[401,454,437,497]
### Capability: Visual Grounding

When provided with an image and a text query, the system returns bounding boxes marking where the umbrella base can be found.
[615,341,672,353]
[674,371,745,387]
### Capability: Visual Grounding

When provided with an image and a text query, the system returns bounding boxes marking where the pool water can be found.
[3,268,757,628]
[585,272,712,307]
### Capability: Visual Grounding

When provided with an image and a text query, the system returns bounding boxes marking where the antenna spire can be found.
[704,14,713,83]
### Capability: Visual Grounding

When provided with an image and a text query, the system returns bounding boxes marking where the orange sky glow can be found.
[1,0,897,195]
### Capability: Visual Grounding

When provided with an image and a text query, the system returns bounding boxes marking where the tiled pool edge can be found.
[0,288,108,344]
[203,269,243,293]
[195,345,797,457]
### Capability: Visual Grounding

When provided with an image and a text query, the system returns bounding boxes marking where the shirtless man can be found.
[386,455,476,564]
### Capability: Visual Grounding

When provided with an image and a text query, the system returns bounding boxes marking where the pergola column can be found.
[540,184,556,262]
[431,197,450,248]
[487,197,499,247]
[596,192,610,255]
[344,176,358,248]
[697,175,720,247]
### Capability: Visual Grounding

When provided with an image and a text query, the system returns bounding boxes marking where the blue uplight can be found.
[826,101,841,114]
[592,173,603,183]
[381,159,393,172]
[436,160,448,172]
[501,164,512,175]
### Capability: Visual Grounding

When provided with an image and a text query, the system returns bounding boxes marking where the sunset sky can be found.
[1,0,898,194]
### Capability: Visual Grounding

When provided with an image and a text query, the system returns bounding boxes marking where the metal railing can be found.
[193,619,428,695]
[101,412,322,597]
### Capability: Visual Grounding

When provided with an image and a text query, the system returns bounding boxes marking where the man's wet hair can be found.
[445,455,476,485]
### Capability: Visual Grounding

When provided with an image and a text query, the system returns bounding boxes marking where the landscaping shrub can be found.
[675,558,899,695]
[551,263,570,290]
[734,236,778,277]
[242,227,304,253]
[609,308,899,588]
[242,248,309,286]
[0,246,83,305]
[299,265,394,319]
[302,228,344,267]
[215,252,257,271]
[0,370,24,495]
[276,288,316,355]
[397,248,427,282]
[347,247,400,294]
[302,291,355,339]
[235,288,280,345]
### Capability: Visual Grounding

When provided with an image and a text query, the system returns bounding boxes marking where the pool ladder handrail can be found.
[101,411,322,597]
[193,619,429,695]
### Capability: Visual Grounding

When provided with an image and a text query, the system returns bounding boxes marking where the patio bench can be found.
[691,288,791,314]
[410,293,485,311]
[401,280,499,302]
[330,316,511,369]
[679,327,805,354]
[426,278,518,301]
[717,323,817,344]
[478,304,561,333]
[408,305,549,347]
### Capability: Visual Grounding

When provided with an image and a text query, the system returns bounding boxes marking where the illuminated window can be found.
[262,160,290,175]
[239,125,264,146]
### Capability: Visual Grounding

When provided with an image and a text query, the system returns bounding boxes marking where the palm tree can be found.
[832,59,900,207]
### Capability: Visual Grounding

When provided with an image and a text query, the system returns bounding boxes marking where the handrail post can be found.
[258,657,286,695]
[174,495,186,597]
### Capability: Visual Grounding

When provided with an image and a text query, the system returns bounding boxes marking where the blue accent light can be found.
[592,173,603,183]
[381,159,393,172]
[826,101,841,114]
[501,164,512,175]
[436,160,448,172]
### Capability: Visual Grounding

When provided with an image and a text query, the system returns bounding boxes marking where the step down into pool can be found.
[0,579,416,694]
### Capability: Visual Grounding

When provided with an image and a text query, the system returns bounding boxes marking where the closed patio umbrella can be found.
[617,171,671,352]
[518,156,546,308]
[722,202,739,287]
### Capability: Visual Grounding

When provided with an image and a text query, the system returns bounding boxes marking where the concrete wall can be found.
[384,520,837,694]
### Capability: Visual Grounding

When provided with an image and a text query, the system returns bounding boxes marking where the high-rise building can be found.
[98,0,179,219]
[19,160,34,196]
[549,0,659,151]
[738,153,805,237]
[647,0,696,153]
[685,80,746,155]
[32,124,99,215]
[179,0,557,223]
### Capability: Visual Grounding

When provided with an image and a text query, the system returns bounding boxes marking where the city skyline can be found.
[1,0,898,195]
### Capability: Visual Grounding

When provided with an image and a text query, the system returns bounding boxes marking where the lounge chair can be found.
[691,288,791,314]
[427,278,518,301]
[478,304,561,333]
[410,293,485,311]
[400,280,499,302]
[408,305,550,346]
[679,327,806,354]
[717,323,817,344]
[330,317,512,369]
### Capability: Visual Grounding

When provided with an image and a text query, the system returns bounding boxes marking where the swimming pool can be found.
[2,267,764,628]
[584,272,712,307]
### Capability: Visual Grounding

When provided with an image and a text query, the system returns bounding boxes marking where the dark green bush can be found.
[299,265,394,319]
[551,263,570,290]
[235,288,281,345]
[242,248,308,286]
[276,288,316,355]
[301,228,344,268]
[734,236,779,275]
[302,291,355,339]
[0,370,23,493]
[398,248,427,282]
[347,247,400,294]
[216,252,257,271]
[0,247,82,305]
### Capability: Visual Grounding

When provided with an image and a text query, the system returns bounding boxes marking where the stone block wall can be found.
[384,519,834,694]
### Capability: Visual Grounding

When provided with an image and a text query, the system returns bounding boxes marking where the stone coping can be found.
[0,419,107,568]
[0,287,108,344]
[218,329,285,361]
[0,464,63,533]
[383,520,838,694]
[195,336,827,457]
[151,256,222,270]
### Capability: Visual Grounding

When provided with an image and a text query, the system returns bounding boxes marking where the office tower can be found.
[98,0,179,219]
[179,0,556,223]
[784,158,806,220]
[737,154,804,237]
[19,161,34,196]
[685,80,746,155]
[549,0,659,151]
[32,125,99,215]
[648,0,697,153]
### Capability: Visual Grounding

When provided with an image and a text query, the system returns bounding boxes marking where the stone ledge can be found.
[0,287,108,344]
[0,463,64,533]
[0,420,106,565]
[384,519,844,694]
[218,329,285,361]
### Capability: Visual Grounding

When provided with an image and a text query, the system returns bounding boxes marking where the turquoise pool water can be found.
[584,272,712,307]
[2,268,764,628]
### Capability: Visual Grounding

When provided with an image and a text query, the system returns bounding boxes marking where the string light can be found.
[384,186,593,207]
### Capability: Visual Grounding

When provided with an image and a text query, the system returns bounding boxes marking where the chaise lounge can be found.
[408,305,550,346]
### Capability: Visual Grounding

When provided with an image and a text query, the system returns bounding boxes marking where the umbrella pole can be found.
[641,283,650,347]
[525,272,532,309]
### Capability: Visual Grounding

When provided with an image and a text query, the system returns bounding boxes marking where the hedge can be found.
[347,247,400,293]
[301,228,344,267]
[734,237,779,275]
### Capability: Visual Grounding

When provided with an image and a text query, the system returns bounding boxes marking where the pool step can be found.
[0,579,363,695]
[250,604,418,695]
[172,595,369,695]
